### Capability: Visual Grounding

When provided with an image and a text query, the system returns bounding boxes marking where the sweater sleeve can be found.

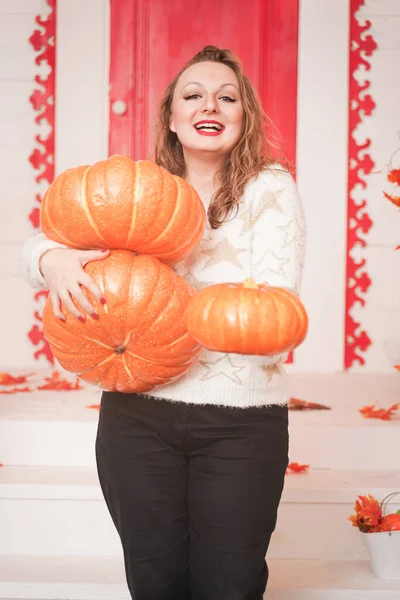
[20,232,68,289]
[250,168,306,296]
[247,168,306,367]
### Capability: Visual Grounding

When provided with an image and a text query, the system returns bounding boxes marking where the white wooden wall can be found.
[0,0,48,370]
[1,0,399,373]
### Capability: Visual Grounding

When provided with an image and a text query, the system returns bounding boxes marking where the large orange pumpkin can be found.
[40,155,206,265]
[185,279,308,356]
[42,250,200,393]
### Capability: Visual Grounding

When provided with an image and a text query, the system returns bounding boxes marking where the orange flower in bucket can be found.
[348,492,400,534]
[348,494,383,533]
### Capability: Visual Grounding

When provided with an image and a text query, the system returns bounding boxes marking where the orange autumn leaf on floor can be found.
[288,397,331,410]
[395,365,400,372]
[0,386,33,394]
[383,190,400,208]
[348,494,383,533]
[359,403,400,420]
[286,462,310,474]
[0,463,4,468]
[0,372,35,385]
[37,371,83,391]
[86,404,100,410]
[387,168,400,185]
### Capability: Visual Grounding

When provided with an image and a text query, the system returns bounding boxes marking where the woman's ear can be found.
[169,116,176,133]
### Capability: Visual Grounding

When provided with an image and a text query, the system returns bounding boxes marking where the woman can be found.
[21,46,306,600]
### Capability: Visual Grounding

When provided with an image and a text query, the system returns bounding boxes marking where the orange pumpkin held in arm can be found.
[185,279,308,355]
[42,251,201,393]
[40,155,206,265]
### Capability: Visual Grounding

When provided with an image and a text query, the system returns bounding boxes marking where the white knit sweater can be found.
[20,166,306,408]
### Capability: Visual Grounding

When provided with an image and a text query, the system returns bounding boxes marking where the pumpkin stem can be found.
[243,278,258,289]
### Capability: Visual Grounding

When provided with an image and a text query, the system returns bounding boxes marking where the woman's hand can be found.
[39,248,110,321]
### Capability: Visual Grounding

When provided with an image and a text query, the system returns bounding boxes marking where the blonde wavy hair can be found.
[155,45,289,229]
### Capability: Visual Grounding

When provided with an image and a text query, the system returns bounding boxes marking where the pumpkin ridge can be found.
[78,352,115,376]
[135,171,181,253]
[80,335,114,351]
[122,354,160,386]
[41,188,74,246]
[81,166,110,246]
[125,350,168,365]
[120,258,160,346]
[44,337,64,350]
[130,262,176,342]
[113,259,168,350]
[288,293,308,345]
[122,328,134,347]
[144,275,182,336]
[152,224,202,261]
[125,161,138,248]
[121,354,138,384]
[200,293,219,347]
[238,289,248,350]
[156,193,205,262]
[269,293,281,348]
[158,331,192,349]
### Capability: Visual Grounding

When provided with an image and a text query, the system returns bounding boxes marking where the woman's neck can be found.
[183,150,224,194]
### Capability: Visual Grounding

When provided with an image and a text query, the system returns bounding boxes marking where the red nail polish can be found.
[92,312,99,320]
[101,249,108,253]
[78,316,85,323]
[100,297,106,305]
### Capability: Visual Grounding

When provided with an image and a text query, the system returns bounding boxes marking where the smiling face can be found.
[169,61,244,160]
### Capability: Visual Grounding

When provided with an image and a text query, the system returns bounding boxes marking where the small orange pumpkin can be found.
[185,279,308,356]
[42,250,200,393]
[40,155,206,265]
[381,513,400,532]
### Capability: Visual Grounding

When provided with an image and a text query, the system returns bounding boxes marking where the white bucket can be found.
[364,530,400,580]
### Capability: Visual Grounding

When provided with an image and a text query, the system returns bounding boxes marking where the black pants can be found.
[95,392,289,600]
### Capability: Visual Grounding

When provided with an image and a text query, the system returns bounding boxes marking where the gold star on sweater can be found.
[253,248,290,280]
[201,237,246,269]
[278,215,305,248]
[239,189,284,235]
[260,363,282,382]
[199,354,246,384]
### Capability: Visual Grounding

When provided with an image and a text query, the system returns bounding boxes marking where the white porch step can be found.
[286,372,400,470]
[1,373,399,469]
[0,465,399,560]
[0,556,399,599]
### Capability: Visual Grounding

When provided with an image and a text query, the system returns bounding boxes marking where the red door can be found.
[109,0,299,165]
